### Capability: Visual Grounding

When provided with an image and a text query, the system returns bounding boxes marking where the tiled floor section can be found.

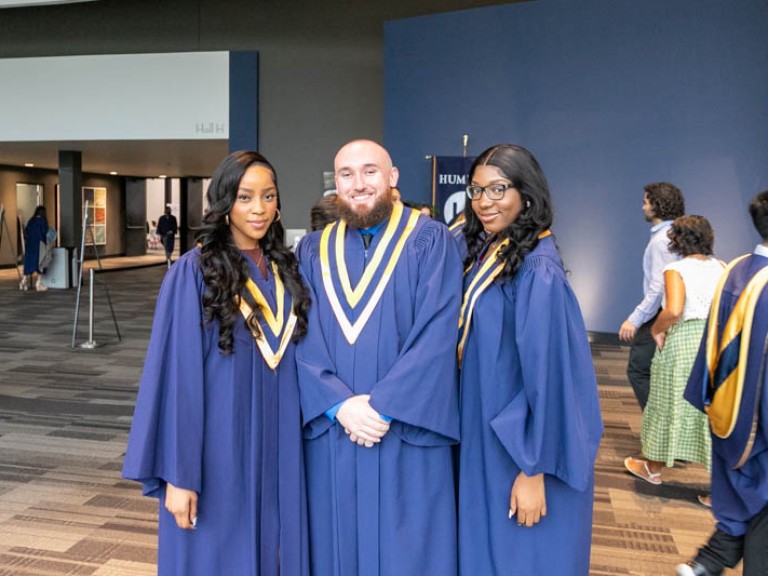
[0,264,741,575]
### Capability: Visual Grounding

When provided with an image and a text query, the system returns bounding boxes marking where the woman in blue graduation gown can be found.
[20,205,51,291]
[122,151,311,576]
[457,145,603,575]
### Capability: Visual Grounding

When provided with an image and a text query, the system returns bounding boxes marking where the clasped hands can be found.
[336,394,390,448]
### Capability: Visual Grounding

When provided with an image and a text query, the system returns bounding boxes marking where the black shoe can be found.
[675,562,713,576]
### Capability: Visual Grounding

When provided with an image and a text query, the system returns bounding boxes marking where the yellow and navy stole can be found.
[238,261,297,370]
[457,230,552,365]
[448,212,466,239]
[704,254,768,467]
[319,202,420,345]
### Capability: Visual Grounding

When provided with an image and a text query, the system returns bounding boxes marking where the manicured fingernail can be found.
[191,517,197,528]
[508,509,513,519]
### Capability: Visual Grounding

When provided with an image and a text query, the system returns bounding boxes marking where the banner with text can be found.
[432,156,475,224]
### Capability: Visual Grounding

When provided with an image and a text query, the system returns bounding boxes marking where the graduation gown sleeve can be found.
[367,222,463,445]
[489,255,603,491]
[295,234,355,439]
[122,254,206,496]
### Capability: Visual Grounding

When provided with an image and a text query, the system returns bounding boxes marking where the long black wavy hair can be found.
[462,144,553,279]
[196,150,310,354]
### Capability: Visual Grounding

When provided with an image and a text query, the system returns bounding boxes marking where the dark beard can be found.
[337,196,393,229]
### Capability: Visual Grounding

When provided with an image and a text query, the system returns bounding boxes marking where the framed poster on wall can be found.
[83,186,107,245]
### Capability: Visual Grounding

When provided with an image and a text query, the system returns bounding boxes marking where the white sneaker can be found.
[35,279,48,291]
[676,562,711,576]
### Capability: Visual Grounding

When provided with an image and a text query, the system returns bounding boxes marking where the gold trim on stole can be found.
[238,262,297,370]
[705,256,768,443]
[457,230,553,366]
[319,206,420,344]
[457,239,509,365]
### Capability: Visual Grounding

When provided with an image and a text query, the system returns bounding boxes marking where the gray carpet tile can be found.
[0,260,741,575]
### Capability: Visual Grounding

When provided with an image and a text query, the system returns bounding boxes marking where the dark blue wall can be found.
[384,0,768,332]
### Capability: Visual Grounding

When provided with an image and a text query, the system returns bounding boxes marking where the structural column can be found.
[124,178,148,256]
[179,177,204,255]
[58,150,82,249]
[229,51,259,152]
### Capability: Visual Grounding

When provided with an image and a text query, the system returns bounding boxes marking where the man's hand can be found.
[336,394,390,448]
[165,482,198,530]
[509,472,547,527]
[619,320,637,342]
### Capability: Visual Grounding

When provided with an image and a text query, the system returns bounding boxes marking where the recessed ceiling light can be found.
[24,163,34,167]
[109,171,118,175]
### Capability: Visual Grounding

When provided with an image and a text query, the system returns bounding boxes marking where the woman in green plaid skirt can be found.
[625,216,724,485]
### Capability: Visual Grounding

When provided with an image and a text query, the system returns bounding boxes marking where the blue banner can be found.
[432,156,475,224]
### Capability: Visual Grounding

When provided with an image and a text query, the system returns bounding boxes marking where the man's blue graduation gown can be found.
[458,235,603,575]
[296,207,462,576]
[122,248,309,576]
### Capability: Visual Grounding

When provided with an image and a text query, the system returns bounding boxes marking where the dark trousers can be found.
[626,313,659,410]
[695,501,768,576]
[162,234,175,259]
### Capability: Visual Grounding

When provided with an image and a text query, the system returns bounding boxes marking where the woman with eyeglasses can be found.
[457,145,603,575]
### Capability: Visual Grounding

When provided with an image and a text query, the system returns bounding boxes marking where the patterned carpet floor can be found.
[0,261,741,575]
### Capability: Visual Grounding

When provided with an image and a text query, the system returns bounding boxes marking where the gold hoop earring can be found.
[275,209,281,222]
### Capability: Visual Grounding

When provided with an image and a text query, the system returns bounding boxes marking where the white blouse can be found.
[662,257,725,321]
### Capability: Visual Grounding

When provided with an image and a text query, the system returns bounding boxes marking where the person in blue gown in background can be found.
[296,139,463,576]
[457,144,604,575]
[122,151,311,576]
[20,205,51,291]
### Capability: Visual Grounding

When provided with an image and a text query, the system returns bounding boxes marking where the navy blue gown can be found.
[296,206,463,576]
[23,215,48,274]
[458,235,603,575]
[122,248,308,576]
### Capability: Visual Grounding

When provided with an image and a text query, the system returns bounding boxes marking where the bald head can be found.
[333,139,399,228]
[334,139,394,173]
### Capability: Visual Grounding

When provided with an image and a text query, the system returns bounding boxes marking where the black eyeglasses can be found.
[465,183,516,201]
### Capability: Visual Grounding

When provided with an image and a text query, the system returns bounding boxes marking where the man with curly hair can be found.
[619,182,685,409]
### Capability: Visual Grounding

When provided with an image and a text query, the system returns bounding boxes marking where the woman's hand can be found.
[165,482,198,530]
[652,330,666,350]
[509,472,547,527]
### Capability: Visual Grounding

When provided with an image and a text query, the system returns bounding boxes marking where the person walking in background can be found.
[677,190,768,576]
[122,151,311,576]
[619,182,686,409]
[296,139,462,575]
[156,205,178,262]
[624,215,724,486]
[20,205,51,292]
[147,220,160,249]
[457,144,603,575]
